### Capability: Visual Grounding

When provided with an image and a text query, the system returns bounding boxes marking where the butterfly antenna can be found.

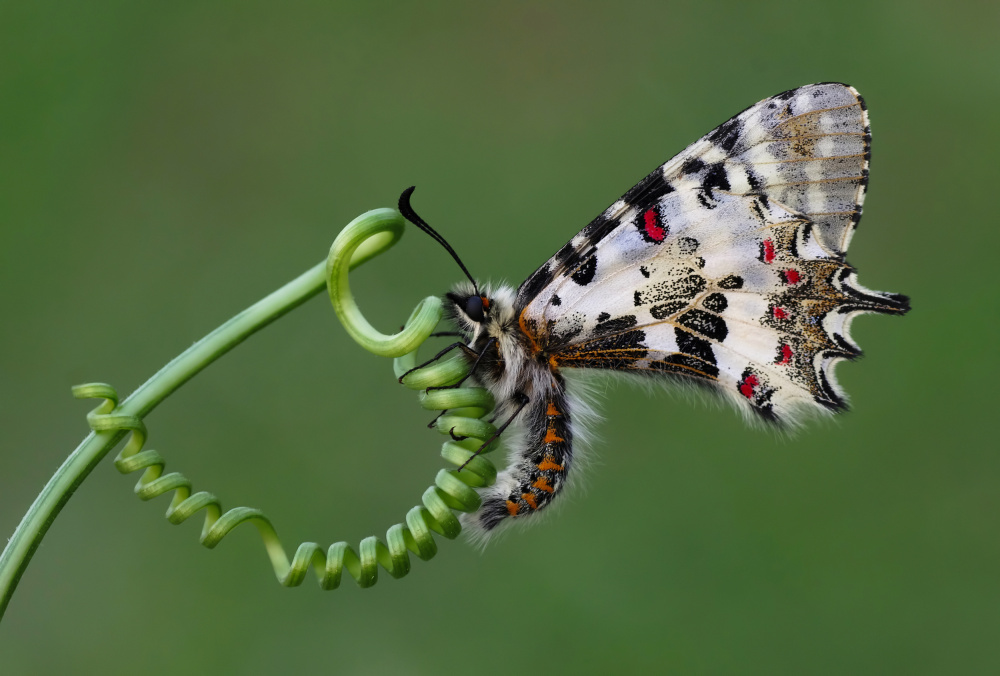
[398,186,479,294]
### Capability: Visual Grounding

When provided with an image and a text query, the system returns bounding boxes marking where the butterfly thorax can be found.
[446,282,556,416]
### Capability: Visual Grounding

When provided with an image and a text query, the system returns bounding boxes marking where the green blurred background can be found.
[1,1,997,673]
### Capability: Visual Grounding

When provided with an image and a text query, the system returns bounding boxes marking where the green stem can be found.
[0,207,407,620]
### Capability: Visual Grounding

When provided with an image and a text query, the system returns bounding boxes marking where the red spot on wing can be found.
[772,306,789,320]
[739,374,759,399]
[777,344,793,365]
[783,269,801,284]
[762,238,776,263]
[643,209,666,242]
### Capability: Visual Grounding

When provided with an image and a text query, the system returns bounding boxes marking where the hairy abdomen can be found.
[467,378,573,534]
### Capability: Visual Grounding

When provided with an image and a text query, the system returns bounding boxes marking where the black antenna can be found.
[398,186,479,294]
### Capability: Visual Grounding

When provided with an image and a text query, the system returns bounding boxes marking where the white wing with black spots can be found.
[516,83,908,424]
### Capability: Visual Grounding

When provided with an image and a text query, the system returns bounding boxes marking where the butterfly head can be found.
[455,291,490,323]
[445,281,491,336]
[445,280,517,344]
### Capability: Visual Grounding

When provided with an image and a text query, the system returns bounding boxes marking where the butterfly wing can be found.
[515,83,909,423]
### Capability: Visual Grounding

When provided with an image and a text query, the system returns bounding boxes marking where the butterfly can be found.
[397,83,909,538]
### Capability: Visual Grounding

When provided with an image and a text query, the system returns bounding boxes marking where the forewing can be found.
[516,83,908,423]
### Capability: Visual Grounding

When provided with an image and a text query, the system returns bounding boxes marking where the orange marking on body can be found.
[537,457,564,471]
[518,309,542,355]
[506,500,519,516]
[544,427,564,444]
[481,297,490,310]
[532,477,555,493]
[546,401,560,416]
[522,493,538,509]
[548,355,559,371]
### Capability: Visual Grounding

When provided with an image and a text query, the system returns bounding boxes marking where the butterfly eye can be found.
[464,295,486,322]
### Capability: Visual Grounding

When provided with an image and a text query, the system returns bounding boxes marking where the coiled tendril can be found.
[2,207,498,610]
[73,363,496,588]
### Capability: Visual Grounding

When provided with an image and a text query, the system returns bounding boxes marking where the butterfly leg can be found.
[424,337,496,392]
[454,392,529,468]
[409,337,498,427]
[397,341,478,384]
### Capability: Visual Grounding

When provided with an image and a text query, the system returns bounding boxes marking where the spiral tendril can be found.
[68,208,498,590]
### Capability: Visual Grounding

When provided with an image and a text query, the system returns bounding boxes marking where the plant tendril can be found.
[0,207,496,620]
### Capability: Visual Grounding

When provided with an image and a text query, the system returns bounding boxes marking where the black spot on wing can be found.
[551,325,583,346]
[550,294,561,306]
[702,293,728,313]
[708,117,741,152]
[635,274,706,306]
[674,327,717,366]
[650,301,688,319]
[554,243,593,280]
[639,266,650,278]
[570,256,597,286]
[594,314,637,336]
[682,158,705,175]
[701,163,730,199]
[622,167,675,209]
[595,329,647,351]
[579,212,619,248]
[516,263,552,308]
[696,192,716,210]
[555,242,575,264]
[544,213,620,292]
[677,309,729,342]
[718,275,744,290]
